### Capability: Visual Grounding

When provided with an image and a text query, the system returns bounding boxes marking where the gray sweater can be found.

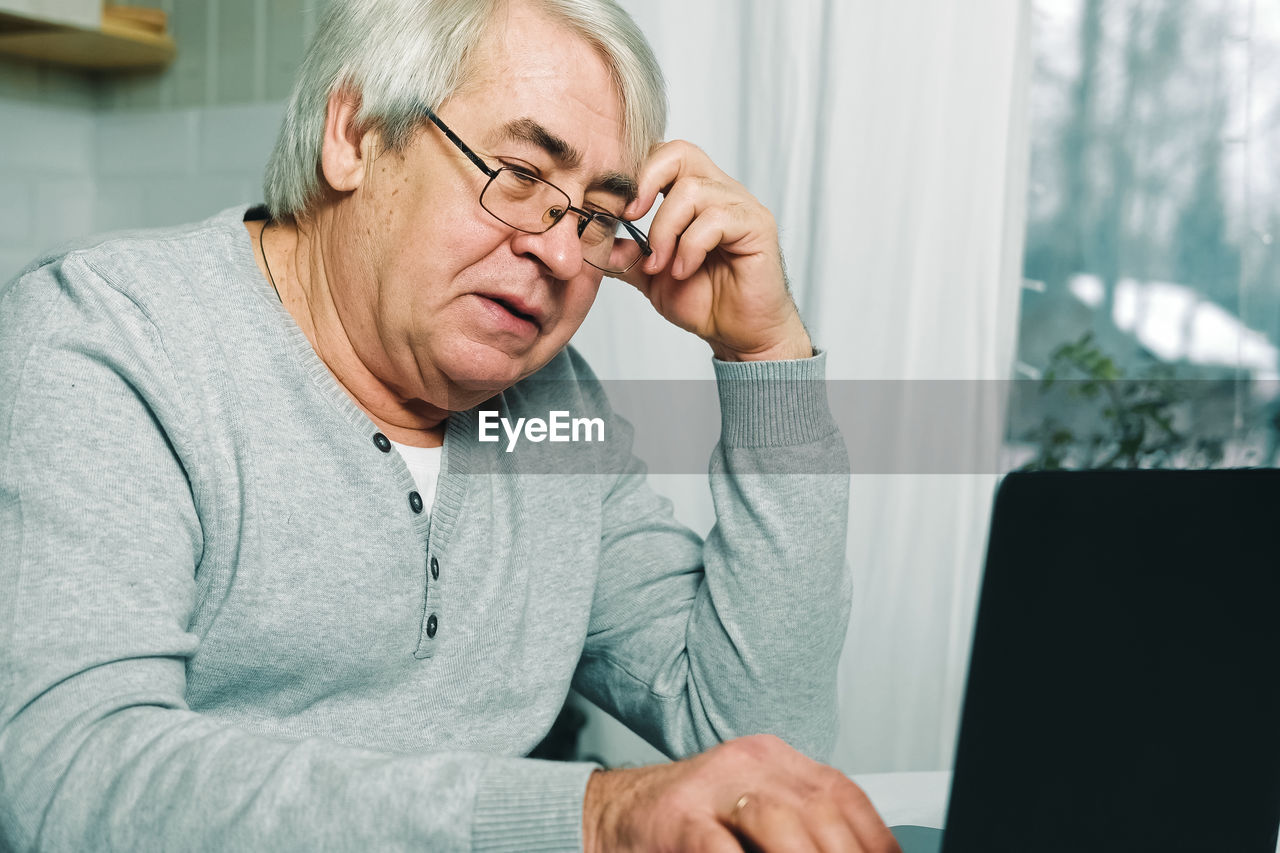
[0,206,852,852]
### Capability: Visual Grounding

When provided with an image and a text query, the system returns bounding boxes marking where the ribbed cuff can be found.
[471,758,599,852]
[712,349,838,447]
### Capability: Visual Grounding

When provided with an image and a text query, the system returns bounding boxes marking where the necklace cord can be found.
[261,220,283,304]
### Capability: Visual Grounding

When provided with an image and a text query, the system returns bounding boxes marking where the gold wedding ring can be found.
[733,794,751,815]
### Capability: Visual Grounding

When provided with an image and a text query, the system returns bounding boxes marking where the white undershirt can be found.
[390,440,443,518]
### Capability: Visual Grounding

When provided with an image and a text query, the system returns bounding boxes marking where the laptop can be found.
[892,469,1280,853]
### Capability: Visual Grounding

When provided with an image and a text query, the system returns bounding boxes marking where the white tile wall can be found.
[0,178,34,244]
[91,178,146,233]
[97,0,329,112]
[0,100,95,281]
[97,109,200,177]
[114,102,285,228]
[0,0,100,29]
[0,100,287,282]
[0,100,94,174]
[197,102,285,176]
[139,175,259,226]
[33,176,94,245]
[0,0,312,282]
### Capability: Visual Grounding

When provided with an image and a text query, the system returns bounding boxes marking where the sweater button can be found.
[373,432,392,452]
[430,557,439,580]
[409,491,423,513]
[426,613,438,638]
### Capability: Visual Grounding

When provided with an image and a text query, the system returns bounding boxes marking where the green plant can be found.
[1018,333,1225,470]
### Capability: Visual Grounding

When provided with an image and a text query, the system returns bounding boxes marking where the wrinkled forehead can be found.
[452,3,637,173]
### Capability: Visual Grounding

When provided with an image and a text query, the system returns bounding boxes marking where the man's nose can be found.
[509,214,586,280]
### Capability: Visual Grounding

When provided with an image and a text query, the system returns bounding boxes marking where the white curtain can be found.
[571,0,1031,773]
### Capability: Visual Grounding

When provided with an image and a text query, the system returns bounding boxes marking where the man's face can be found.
[332,4,634,409]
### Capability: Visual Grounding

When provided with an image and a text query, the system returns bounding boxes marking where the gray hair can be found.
[263,0,667,221]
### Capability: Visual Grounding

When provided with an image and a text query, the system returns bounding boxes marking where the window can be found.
[1009,0,1280,469]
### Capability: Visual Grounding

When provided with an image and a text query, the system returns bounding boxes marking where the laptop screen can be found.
[942,470,1280,852]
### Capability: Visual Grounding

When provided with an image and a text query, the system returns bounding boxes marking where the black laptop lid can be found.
[942,470,1280,853]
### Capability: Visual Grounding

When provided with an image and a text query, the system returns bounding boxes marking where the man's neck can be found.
[248,216,449,448]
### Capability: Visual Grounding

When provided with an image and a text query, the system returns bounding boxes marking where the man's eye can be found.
[580,216,616,246]
[501,165,540,184]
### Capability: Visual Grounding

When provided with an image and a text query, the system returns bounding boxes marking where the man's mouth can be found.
[489,297,538,326]
[474,292,544,333]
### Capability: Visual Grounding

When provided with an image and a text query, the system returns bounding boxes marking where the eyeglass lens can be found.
[480,169,645,274]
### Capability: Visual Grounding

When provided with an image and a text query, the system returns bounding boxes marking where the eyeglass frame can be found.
[420,106,652,275]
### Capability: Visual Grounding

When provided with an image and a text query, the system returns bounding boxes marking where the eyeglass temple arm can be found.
[422,107,497,178]
[620,218,652,255]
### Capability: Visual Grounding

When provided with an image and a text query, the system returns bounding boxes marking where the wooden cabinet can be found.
[0,3,175,71]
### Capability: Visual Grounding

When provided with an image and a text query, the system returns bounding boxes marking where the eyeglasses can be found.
[422,107,651,275]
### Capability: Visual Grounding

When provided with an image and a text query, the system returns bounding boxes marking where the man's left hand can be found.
[616,140,813,362]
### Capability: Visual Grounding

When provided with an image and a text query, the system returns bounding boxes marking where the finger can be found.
[691,821,749,853]
[625,140,702,221]
[643,177,741,275]
[670,206,737,280]
[643,179,701,274]
[729,795,820,853]
[805,799,871,853]
[626,140,724,221]
[833,780,901,853]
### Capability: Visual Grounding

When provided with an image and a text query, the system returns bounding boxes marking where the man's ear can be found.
[320,88,374,193]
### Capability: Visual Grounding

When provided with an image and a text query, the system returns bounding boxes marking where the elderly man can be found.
[0,1,895,851]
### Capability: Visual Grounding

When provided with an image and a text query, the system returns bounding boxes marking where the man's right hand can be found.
[581,734,902,852]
